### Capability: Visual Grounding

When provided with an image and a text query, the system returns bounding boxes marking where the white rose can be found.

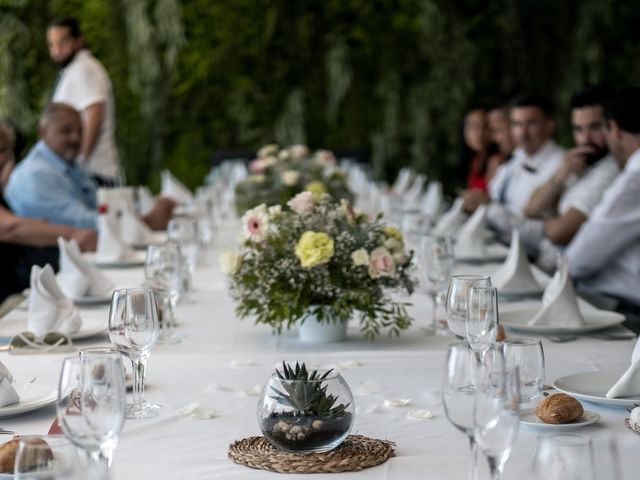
[287,191,315,214]
[268,205,282,217]
[351,248,370,266]
[392,251,408,264]
[384,237,402,252]
[289,144,309,159]
[281,170,300,186]
[257,144,278,158]
[220,250,242,275]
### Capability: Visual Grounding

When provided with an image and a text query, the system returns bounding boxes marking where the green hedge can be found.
[1,0,638,193]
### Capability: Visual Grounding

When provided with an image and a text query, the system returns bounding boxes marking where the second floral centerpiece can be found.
[223,193,416,341]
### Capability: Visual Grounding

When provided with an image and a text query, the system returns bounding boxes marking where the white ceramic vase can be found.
[298,312,348,343]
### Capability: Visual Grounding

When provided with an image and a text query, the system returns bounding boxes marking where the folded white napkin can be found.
[28,264,82,337]
[492,230,541,292]
[0,362,19,407]
[421,181,443,219]
[455,205,487,258]
[404,174,426,206]
[528,256,585,327]
[137,186,156,215]
[433,197,467,236]
[96,216,137,263]
[119,207,154,246]
[392,168,413,194]
[57,238,114,299]
[97,187,136,225]
[606,336,640,398]
[161,170,194,204]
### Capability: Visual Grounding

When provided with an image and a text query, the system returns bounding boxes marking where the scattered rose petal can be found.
[358,381,382,395]
[230,360,256,368]
[407,409,434,420]
[384,399,412,408]
[206,383,234,393]
[243,385,262,396]
[177,402,217,419]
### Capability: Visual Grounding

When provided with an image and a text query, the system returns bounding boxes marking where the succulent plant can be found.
[270,362,349,418]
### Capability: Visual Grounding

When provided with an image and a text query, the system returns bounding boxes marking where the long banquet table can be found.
[2,222,639,479]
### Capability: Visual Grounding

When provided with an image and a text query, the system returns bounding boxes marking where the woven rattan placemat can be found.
[228,434,395,473]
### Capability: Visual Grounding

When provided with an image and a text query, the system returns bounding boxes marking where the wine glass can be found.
[108,288,161,419]
[442,342,479,480]
[466,286,498,350]
[474,345,520,480]
[56,354,125,478]
[419,235,454,332]
[532,433,595,480]
[502,338,545,404]
[14,436,79,479]
[446,275,492,338]
[145,244,183,344]
[167,216,200,277]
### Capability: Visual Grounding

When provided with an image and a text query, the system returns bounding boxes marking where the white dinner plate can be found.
[500,308,625,334]
[70,315,107,341]
[455,243,508,264]
[83,252,146,268]
[498,288,544,301]
[0,381,57,419]
[72,293,112,306]
[553,370,640,408]
[0,312,106,342]
[520,407,600,432]
[131,231,169,250]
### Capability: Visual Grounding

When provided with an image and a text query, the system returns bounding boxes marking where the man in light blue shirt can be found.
[6,103,99,229]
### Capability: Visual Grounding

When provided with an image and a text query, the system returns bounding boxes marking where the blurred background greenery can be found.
[1,0,638,192]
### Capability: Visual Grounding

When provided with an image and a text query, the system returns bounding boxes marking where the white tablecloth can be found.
[1,229,638,479]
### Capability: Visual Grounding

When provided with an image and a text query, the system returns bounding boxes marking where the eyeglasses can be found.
[1,331,73,354]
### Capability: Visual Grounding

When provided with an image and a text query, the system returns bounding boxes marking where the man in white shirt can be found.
[566,87,640,331]
[47,17,119,186]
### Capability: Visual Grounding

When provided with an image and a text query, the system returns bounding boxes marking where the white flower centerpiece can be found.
[222,193,416,341]
[233,144,353,215]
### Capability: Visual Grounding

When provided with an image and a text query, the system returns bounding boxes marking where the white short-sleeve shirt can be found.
[559,155,620,216]
[489,140,565,215]
[53,49,119,179]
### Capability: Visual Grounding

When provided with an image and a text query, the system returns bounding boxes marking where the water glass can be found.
[57,354,125,478]
[108,288,161,419]
[145,244,183,344]
[419,235,454,332]
[532,433,595,480]
[14,436,78,479]
[446,275,492,338]
[474,345,520,480]
[502,338,545,404]
[442,342,479,480]
[466,286,498,350]
[167,216,200,277]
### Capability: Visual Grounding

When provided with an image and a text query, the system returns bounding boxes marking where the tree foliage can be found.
[1,0,638,192]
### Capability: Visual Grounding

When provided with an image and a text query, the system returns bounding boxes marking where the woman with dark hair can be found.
[459,107,501,192]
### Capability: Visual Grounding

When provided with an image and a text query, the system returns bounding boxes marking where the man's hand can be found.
[554,146,591,183]
[142,196,177,230]
[71,228,98,252]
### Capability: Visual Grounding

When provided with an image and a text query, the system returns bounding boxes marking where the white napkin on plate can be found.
[28,264,82,337]
[421,181,443,219]
[455,204,487,258]
[138,186,156,215]
[492,230,541,292]
[0,362,19,407]
[527,256,585,327]
[96,216,137,263]
[392,168,412,194]
[433,197,467,236]
[161,170,194,204]
[606,337,640,398]
[97,187,136,225]
[119,207,154,246]
[57,238,114,299]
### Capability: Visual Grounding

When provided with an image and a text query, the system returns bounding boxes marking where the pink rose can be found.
[314,149,337,166]
[287,191,315,214]
[368,247,396,279]
[290,144,309,159]
[249,158,266,174]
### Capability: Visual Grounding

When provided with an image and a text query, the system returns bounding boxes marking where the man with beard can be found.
[566,87,640,331]
[486,87,620,270]
[47,16,119,186]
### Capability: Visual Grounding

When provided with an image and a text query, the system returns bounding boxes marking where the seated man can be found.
[483,86,620,270]
[485,95,565,230]
[5,103,175,230]
[566,87,640,331]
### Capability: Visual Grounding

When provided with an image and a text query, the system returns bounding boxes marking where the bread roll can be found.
[0,437,53,473]
[535,393,584,424]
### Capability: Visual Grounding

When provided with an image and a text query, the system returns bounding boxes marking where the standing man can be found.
[47,16,119,186]
[566,87,640,331]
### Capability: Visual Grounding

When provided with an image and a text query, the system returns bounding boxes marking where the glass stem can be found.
[87,448,110,480]
[131,358,146,408]
[487,456,502,480]
[169,297,177,327]
[468,436,478,480]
